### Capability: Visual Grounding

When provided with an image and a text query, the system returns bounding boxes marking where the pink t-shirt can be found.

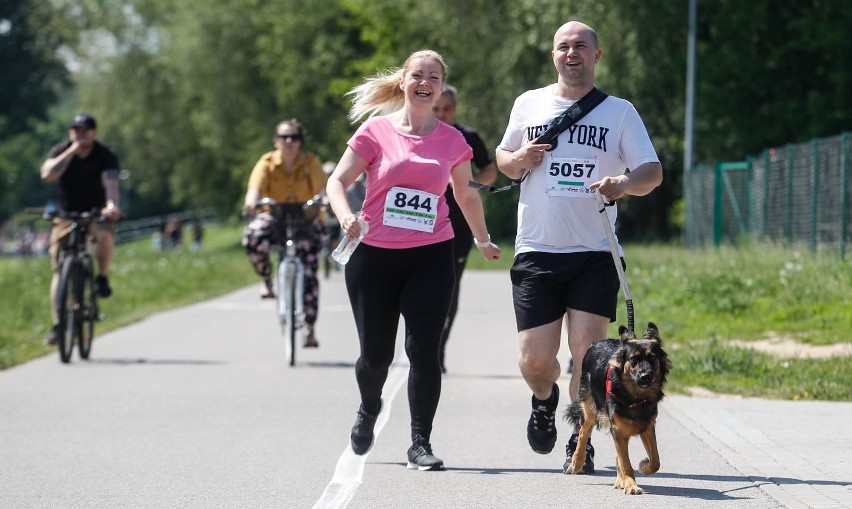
[348,116,473,249]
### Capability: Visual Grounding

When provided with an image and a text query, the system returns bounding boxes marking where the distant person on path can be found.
[39,113,122,345]
[242,119,327,347]
[495,21,662,474]
[326,49,501,471]
[191,218,204,251]
[432,84,498,374]
[166,217,183,250]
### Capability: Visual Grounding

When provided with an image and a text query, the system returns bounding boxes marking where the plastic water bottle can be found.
[332,215,369,265]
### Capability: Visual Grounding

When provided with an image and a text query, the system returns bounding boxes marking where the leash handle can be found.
[594,190,634,333]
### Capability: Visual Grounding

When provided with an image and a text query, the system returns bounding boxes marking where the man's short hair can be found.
[442,84,458,104]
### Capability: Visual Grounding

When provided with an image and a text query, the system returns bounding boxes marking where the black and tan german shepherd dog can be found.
[563,322,672,495]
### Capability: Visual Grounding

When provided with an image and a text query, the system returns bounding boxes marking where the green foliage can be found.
[4,0,852,241]
[0,0,74,223]
[671,340,852,400]
[696,0,852,156]
[0,0,70,136]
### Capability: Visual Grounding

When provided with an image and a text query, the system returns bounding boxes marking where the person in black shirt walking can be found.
[433,85,498,373]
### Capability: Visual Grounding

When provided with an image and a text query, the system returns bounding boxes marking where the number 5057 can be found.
[548,162,595,178]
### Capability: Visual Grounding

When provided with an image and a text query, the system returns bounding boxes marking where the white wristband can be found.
[474,234,491,248]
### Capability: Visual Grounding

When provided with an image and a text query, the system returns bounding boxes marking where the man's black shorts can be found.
[510,251,624,332]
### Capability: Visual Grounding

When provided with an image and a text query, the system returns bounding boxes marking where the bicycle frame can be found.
[256,197,322,366]
[54,210,101,363]
[277,236,305,367]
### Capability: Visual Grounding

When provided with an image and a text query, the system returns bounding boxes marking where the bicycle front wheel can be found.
[277,260,298,367]
[78,258,96,360]
[287,269,298,367]
[56,256,80,363]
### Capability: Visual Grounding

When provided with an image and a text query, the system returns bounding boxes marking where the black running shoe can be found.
[303,326,319,348]
[96,275,112,298]
[563,434,595,474]
[527,383,559,454]
[406,436,444,471]
[350,401,381,455]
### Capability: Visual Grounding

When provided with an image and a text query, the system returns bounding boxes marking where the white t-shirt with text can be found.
[497,84,659,255]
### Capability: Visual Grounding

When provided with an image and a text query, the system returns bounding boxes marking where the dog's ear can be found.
[618,325,627,336]
[611,343,627,371]
[618,326,635,342]
[644,322,661,342]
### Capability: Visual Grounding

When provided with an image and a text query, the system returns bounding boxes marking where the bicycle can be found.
[27,207,104,363]
[254,196,324,366]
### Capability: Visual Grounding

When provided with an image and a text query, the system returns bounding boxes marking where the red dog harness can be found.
[606,366,648,409]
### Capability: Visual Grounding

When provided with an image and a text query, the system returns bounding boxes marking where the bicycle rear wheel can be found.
[78,258,96,360]
[56,256,80,363]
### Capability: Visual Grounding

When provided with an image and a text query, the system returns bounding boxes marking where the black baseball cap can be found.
[69,113,97,130]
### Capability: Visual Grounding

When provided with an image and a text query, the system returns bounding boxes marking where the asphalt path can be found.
[1,270,849,508]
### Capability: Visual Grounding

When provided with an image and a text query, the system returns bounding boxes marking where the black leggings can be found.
[345,240,454,442]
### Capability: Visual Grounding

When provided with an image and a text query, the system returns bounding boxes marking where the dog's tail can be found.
[564,400,583,427]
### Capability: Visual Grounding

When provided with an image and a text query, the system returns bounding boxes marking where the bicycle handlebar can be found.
[254,195,325,211]
[24,207,107,223]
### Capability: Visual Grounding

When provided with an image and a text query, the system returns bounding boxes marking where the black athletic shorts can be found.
[510,251,624,332]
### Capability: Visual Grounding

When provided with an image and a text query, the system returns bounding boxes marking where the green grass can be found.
[468,241,852,400]
[3,235,851,400]
[669,339,850,400]
[0,223,256,369]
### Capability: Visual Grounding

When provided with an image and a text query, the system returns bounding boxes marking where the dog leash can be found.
[594,189,634,333]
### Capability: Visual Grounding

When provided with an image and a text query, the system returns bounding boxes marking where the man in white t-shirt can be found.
[495,20,663,474]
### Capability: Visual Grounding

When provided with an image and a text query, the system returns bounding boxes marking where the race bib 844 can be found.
[382,186,439,233]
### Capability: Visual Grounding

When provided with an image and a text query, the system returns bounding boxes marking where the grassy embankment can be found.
[469,241,852,400]
[2,227,850,400]
[0,223,256,369]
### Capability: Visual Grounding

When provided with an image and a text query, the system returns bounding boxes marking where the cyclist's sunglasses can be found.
[276,134,303,142]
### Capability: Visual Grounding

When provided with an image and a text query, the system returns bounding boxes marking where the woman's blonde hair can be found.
[347,49,448,123]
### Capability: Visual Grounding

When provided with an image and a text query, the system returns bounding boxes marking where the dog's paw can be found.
[563,461,583,475]
[638,458,659,475]
[615,478,643,495]
[624,483,644,495]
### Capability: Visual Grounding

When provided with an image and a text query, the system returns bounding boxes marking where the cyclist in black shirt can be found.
[39,113,122,345]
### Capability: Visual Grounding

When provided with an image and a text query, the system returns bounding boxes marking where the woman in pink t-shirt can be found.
[327,49,501,471]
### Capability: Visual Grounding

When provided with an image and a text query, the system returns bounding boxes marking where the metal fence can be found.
[114,208,218,245]
[684,132,851,258]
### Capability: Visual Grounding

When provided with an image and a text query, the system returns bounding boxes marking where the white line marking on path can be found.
[312,359,409,509]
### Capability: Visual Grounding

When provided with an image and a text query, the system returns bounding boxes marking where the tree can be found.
[4,0,850,241]
[0,0,73,222]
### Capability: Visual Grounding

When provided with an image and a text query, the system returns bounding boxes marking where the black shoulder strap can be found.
[535,87,608,146]
[469,87,608,194]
